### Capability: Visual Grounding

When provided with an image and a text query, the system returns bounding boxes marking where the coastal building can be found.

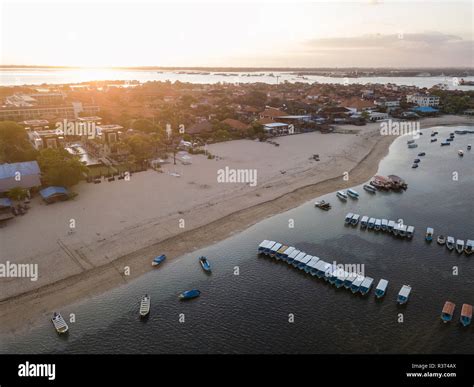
[0,102,100,121]
[259,107,287,120]
[28,129,65,150]
[263,122,290,136]
[0,161,41,193]
[406,94,440,107]
[221,118,250,134]
[374,98,400,109]
[369,112,389,121]
[20,120,51,131]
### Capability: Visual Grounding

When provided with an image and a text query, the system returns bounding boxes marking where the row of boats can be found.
[258,240,412,303]
[344,213,415,238]
[441,301,472,326]
[433,233,474,255]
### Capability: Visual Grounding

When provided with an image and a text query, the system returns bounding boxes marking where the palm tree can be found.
[6,187,28,202]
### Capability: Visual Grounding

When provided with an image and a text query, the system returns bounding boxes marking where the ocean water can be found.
[1,126,473,354]
[1,67,474,90]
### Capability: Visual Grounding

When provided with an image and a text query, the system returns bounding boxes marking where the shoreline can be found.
[0,116,472,336]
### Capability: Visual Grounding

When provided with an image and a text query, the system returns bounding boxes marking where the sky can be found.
[0,0,473,68]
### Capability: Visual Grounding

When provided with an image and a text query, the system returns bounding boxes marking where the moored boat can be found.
[374,219,382,231]
[258,240,270,253]
[292,252,307,268]
[446,236,455,250]
[305,256,320,274]
[199,256,212,272]
[464,240,474,255]
[343,272,357,289]
[407,226,415,239]
[347,189,359,199]
[179,289,201,300]
[336,191,348,201]
[368,217,376,229]
[315,200,331,210]
[363,184,377,193]
[276,245,292,260]
[455,239,465,254]
[269,242,283,257]
[437,235,446,245]
[460,304,472,327]
[468,144,472,150]
[359,277,374,295]
[412,163,419,168]
[408,143,418,148]
[397,285,412,304]
[431,138,437,143]
[398,224,408,238]
[360,215,369,228]
[139,294,151,317]
[375,279,388,298]
[441,301,455,323]
[344,212,354,224]
[286,249,300,264]
[350,214,360,226]
[458,150,464,156]
[51,312,69,334]
[417,152,426,156]
[387,220,396,232]
[263,241,277,255]
[152,254,167,266]
[350,275,365,293]
[425,227,434,242]
[381,219,388,231]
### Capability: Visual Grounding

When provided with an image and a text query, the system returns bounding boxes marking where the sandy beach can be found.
[0,114,472,335]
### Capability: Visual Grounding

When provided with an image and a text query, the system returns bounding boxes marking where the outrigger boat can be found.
[465,240,474,255]
[397,285,412,304]
[347,189,359,199]
[360,216,369,228]
[199,256,212,272]
[455,240,465,254]
[425,228,434,242]
[363,184,377,193]
[417,152,426,156]
[437,235,446,245]
[152,254,166,266]
[336,191,348,201]
[375,279,388,298]
[446,236,455,251]
[179,289,201,300]
[441,141,450,146]
[139,294,151,317]
[345,212,354,225]
[51,312,69,334]
[315,200,331,210]
[441,301,455,323]
[350,214,360,226]
[460,304,472,327]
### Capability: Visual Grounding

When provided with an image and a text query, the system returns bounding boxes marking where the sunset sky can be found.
[1,0,472,68]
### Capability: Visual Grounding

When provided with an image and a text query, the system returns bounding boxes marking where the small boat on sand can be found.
[431,138,437,142]
[460,304,472,327]
[458,150,464,157]
[336,191,348,201]
[437,235,446,245]
[455,240,465,254]
[412,163,419,168]
[152,254,166,266]
[441,301,455,323]
[51,312,69,334]
[375,279,388,298]
[397,285,412,304]
[408,143,418,148]
[418,152,426,156]
[446,236,455,251]
[179,289,201,300]
[139,294,151,317]
[363,184,377,193]
[425,227,434,242]
[199,256,212,272]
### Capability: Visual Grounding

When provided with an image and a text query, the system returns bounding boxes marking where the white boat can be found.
[397,285,412,304]
[258,240,271,253]
[350,214,360,226]
[407,226,415,238]
[275,245,289,260]
[51,312,69,334]
[458,150,464,156]
[374,219,382,231]
[336,191,348,201]
[363,184,377,193]
[360,215,369,228]
[269,242,282,257]
[345,212,354,224]
[286,249,300,264]
[387,220,396,232]
[359,277,374,295]
[456,239,465,254]
[343,272,357,289]
[305,257,320,274]
[263,241,277,255]
[350,275,365,293]
[347,189,359,199]
[297,255,313,270]
[381,219,388,231]
[465,240,474,255]
[437,235,446,245]
[425,228,434,242]
[292,252,307,267]
[375,279,388,298]
[278,246,294,260]
[446,236,455,250]
[139,295,151,317]
[368,217,376,229]
[334,271,348,288]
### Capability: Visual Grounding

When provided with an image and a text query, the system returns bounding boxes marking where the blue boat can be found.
[425,227,434,242]
[152,254,166,266]
[199,256,211,272]
[375,279,388,298]
[441,141,450,146]
[397,285,412,304]
[179,289,201,300]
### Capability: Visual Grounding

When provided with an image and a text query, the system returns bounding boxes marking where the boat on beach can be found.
[375,279,388,298]
[347,189,359,199]
[455,240,465,254]
[336,191,348,201]
[269,242,283,257]
[446,236,455,251]
[437,235,446,245]
[139,294,150,317]
[412,163,419,168]
[431,138,437,142]
[397,285,412,304]
[441,141,450,146]
[468,144,472,150]
[458,150,464,156]
[199,256,212,272]
[179,289,201,300]
[51,312,69,334]
[152,254,166,266]
[425,228,434,242]
[363,184,377,193]
[441,301,455,323]
[460,304,472,327]
[408,143,418,148]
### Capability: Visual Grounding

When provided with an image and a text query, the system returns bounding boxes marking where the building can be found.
[5,93,65,107]
[0,102,100,121]
[259,107,287,120]
[28,129,65,150]
[263,122,290,136]
[221,118,250,133]
[0,161,41,193]
[374,99,400,109]
[369,112,389,122]
[406,94,440,107]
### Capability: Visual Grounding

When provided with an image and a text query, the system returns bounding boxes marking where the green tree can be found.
[0,121,38,163]
[37,148,88,187]
[125,134,154,162]
[6,187,28,201]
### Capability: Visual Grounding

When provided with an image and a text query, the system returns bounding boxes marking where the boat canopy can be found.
[360,277,374,290]
[376,279,388,292]
[398,285,411,298]
[259,240,270,249]
[461,304,473,317]
[287,249,300,259]
[442,301,456,316]
[293,252,306,263]
[270,242,282,252]
[282,246,295,256]
[426,227,434,234]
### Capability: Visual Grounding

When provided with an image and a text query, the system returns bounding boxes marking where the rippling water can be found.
[1,68,474,90]
[1,126,473,354]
